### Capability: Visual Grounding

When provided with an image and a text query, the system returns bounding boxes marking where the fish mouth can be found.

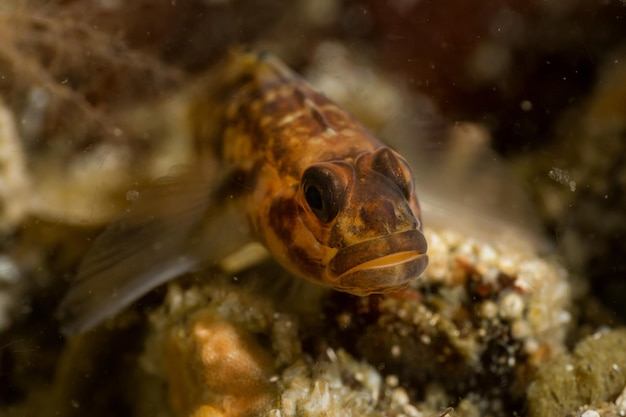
[328,229,428,295]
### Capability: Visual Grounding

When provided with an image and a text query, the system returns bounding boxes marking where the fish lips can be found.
[328,229,428,295]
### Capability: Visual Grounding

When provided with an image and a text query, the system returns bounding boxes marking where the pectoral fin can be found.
[57,167,252,335]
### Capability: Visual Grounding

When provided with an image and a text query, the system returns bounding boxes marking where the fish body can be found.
[215,52,428,294]
[58,51,428,333]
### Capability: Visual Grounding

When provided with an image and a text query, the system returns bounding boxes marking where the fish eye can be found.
[371,148,413,199]
[301,165,346,223]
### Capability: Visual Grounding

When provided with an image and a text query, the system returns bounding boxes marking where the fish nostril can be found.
[393,202,420,230]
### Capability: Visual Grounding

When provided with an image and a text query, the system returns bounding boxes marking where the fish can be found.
[57,50,429,334]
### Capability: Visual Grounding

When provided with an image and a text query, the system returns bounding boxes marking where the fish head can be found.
[263,146,428,295]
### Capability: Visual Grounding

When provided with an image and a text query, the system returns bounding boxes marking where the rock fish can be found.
[57,51,429,334]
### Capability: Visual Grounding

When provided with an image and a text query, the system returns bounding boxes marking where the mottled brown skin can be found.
[215,52,428,295]
[57,51,430,334]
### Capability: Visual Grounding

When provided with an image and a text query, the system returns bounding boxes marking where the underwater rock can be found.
[135,211,571,416]
[527,328,626,417]
[323,227,571,415]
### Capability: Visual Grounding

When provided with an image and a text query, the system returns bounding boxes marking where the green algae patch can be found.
[527,328,626,416]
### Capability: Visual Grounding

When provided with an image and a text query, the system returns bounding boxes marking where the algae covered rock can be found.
[528,328,626,417]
